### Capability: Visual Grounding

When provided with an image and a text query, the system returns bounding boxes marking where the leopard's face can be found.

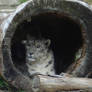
[22,39,51,64]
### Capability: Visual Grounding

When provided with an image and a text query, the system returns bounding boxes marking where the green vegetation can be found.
[84,0,92,4]
[0,76,25,92]
[0,76,9,90]
[19,0,28,3]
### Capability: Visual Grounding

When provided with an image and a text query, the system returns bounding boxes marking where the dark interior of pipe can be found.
[11,13,85,75]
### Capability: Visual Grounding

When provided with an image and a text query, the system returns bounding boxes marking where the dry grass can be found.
[84,0,92,4]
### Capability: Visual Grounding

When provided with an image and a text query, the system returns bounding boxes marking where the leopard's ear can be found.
[45,39,51,47]
[22,40,27,45]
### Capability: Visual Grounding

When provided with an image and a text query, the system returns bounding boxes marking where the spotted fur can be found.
[22,35,55,76]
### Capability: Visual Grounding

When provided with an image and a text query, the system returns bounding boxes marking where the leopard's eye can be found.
[37,45,40,48]
[27,43,31,46]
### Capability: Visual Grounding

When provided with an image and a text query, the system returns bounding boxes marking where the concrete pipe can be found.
[0,0,92,91]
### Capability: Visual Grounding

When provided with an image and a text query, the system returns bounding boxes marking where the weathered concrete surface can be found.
[0,90,8,92]
[0,0,19,5]
[0,6,17,25]
[0,0,18,23]
[0,5,16,12]
[0,0,19,14]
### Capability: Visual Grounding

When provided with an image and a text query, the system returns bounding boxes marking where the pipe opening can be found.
[11,13,86,75]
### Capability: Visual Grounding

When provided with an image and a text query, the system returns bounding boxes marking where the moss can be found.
[19,0,28,3]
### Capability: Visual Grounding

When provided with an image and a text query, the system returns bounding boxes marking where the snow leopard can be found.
[22,35,55,77]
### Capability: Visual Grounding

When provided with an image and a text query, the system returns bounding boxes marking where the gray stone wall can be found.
[0,0,19,5]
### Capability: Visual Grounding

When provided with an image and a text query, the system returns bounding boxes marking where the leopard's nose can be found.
[28,53,33,57]
[30,53,33,56]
